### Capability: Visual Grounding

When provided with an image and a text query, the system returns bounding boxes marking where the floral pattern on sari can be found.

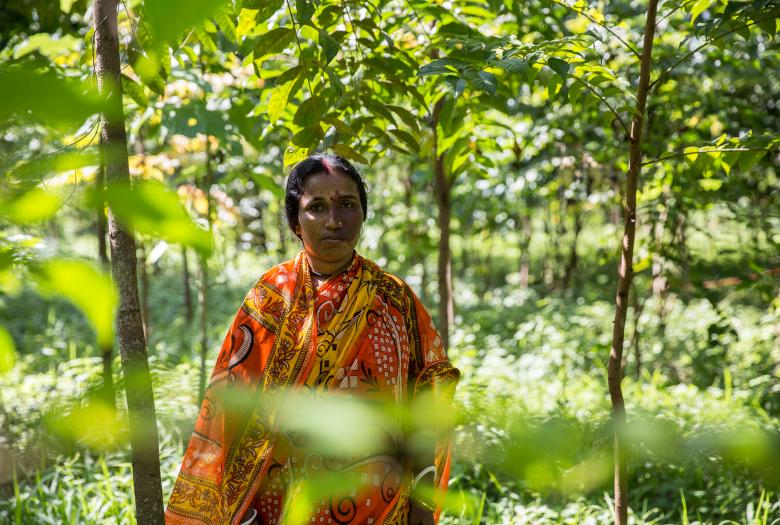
[166,252,459,525]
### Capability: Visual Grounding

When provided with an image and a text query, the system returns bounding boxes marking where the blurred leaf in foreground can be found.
[0,325,16,374]
[43,400,125,450]
[30,259,117,347]
[0,187,62,224]
[0,65,103,129]
[142,0,229,44]
[97,180,213,256]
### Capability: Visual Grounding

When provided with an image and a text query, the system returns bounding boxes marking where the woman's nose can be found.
[324,208,341,229]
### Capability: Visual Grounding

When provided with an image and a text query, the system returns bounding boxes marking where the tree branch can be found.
[552,0,641,58]
[649,16,772,91]
[285,0,314,94]
[641,147,770,166]
[571,74,632,138]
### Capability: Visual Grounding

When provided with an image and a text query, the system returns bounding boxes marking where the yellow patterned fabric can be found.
[166,252,459,525]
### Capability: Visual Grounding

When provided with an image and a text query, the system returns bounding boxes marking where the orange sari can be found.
[166,252,459,525]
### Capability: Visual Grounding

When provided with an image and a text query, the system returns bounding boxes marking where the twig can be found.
[285,0,314,93]
[570,74,631,138]
[649,16,772,91]
[641,146,770,166]
[552,0,640,58]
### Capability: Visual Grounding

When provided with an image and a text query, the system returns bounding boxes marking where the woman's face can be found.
[295,169,364,270]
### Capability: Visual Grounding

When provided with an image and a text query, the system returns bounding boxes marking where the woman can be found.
[166,154,459,525]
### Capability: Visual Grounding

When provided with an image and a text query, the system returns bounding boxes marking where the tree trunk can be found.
[92,1,165,523]
[138,239,150,341]
[431,98,454,350]
[607,1,659,524]
[96,161,114,408]
[182,246,194,325]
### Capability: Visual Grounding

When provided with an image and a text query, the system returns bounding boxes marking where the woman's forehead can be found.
[301,170,360,198]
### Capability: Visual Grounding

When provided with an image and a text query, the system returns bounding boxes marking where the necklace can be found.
[309,258,353,279]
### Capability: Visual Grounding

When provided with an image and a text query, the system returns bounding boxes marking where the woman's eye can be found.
[310,204,323,212]
[342,201,354,208]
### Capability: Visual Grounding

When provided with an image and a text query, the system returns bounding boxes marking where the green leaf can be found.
[1,188,62,224]
[293,96,327,128]
[243,0,284,21]
[698,178,723,191]
[547,57,570,80]
[237,8,259,40]
[323,115,355,138]
[331,144,368,165]
[683,147,699,162]
[31,259,117,347]
[102,180,213,256]
[454,77,467,98]
[296,0,315,25]
[0,325,16,375]
[8,149,100,187]
[121,74,149,107]
[13,33,81,59]
[268,73,302,124]
[387,105,420,134]
[464,68,497,95]
[690,0,713,24]
[738,150,765,171]
[418,59,462,77]
[255,27,295,58]
[318,29,340,66]
[214,6,238,41]
[133,54,166,96]
[142,0,228,43]
[284,145,310,167]
[389,129,419,152]
[0,65,103,129]
[291,124,324,148]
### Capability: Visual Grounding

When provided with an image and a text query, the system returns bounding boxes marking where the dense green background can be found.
[1,0,779,523]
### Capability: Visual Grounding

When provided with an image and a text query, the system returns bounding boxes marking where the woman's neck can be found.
[306,252,355,278]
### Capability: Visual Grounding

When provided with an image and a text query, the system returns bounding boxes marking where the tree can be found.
[92,0,164,522]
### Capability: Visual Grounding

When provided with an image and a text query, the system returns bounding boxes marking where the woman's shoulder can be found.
[359,256,419,310]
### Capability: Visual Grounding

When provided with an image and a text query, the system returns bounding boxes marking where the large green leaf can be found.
[254,27,295,58]
[31,259,118,347]
[293,96,327,128]
[7,149,101,187]
[101,180,213,256]
[268,72,303,124]
[0,325,16,375]
[142,0,229,43]
[0,66,104,129]
[1,188,62,224]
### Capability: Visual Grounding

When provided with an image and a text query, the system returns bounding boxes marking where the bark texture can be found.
[92,1,165,523]
[607,1,659,524]
[431,98,454,350]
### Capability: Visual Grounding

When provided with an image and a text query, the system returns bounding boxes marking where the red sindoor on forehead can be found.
[322,157,332,174]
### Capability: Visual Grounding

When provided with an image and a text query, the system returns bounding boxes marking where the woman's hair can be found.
[284,153,368,236]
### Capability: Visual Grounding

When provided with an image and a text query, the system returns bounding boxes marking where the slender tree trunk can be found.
[182,246,194,325]
[607,1,659,524]
[92,1,165,522]
[138,239,150,341]
[431,98,454,350]
[96,161,114,408]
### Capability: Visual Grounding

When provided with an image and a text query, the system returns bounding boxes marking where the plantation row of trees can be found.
[1,0,778,523]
